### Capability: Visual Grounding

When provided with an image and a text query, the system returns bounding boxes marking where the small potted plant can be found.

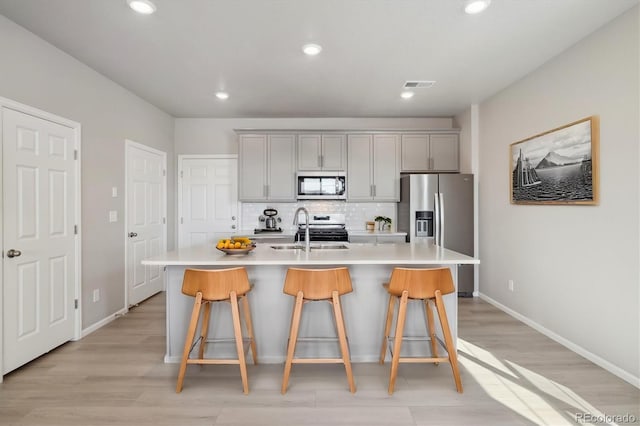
[374,216,392,231]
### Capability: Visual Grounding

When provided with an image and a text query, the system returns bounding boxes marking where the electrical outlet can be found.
[508,280,514,292]
[93,289,100,302]
[112,187,118,197]
[109,210,118,222]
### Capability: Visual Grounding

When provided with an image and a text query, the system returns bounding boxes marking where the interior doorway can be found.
[125,140,167,307]
[1,98,81,379]
[178,155,238,249]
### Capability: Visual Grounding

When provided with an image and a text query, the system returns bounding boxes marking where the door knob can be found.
[231,225,236,229]
[6,249,21,258]
[232,216,236,220]
[128,232,138,238]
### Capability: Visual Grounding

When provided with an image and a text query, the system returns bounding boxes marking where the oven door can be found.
[296,172,346,200]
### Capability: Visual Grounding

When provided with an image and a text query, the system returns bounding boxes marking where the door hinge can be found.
[74,150,78,160]
[162,217,166,224]
[74,225,78,235]
[180,170,183,178]
[163,169,166,177]
[74,299,79,309]
[180,217,184,224]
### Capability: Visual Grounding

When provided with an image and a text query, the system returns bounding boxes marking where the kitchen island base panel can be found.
[164,264,457,364]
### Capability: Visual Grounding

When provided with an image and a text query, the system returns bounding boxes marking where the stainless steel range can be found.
[295,213,349,242]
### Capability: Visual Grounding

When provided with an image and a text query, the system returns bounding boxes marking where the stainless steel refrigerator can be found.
[398,174,475,296]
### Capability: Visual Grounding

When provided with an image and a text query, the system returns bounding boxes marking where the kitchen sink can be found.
[270,244,349,250]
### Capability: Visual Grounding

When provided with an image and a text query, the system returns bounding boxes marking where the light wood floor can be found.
[1,293,637,425]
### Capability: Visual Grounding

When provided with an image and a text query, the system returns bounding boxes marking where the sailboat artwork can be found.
[510,116,599,205]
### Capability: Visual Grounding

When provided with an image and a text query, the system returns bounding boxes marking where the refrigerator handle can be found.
[439,192,445,247]
[434,192,440,246]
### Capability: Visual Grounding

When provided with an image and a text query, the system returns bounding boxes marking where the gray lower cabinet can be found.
[347,134,400,201]
[349,235,406,244]
[239,134,296,201]
[401,133,459,172]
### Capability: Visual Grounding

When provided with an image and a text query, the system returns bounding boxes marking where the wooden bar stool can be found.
[281,267,356,394]
[176,267,258,395]
[379,267,462,394]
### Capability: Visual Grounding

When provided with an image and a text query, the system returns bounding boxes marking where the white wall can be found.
[0,15,175,329]
[478,7,639,383]
[175,117,454,155]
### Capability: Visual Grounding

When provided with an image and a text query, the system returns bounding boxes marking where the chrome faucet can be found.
[293,207,310,252]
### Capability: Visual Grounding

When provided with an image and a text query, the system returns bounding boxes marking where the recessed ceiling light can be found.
[302,44,322,56]
[464,0,491,14]
[215,92,229,100]
[401,91,415,99]
[127,0,156,15]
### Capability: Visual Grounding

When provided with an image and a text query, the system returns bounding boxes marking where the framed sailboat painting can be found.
[510,116,599,205]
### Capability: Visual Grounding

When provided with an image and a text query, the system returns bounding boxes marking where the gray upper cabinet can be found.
[401,133,459,172]
[347,133,400,202]
[297,133,346,171]
[238,133,296,201]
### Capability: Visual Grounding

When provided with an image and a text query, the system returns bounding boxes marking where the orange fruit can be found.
[234,242,241,249]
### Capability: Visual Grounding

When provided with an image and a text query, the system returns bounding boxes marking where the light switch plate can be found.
[112,187,118,197]
[109,210,118,222]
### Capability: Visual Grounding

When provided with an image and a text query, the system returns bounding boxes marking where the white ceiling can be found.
[0,0,637,118]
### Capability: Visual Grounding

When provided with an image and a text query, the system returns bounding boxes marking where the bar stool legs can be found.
[281,291,304,394]
[176,290,257,395]
[281,289,356,394]
[380,271,463,395]
[241,294,258,365]
[230,291,249,394]
[434,290,463,393]
[332,290,356,394]
[388,290,409,394]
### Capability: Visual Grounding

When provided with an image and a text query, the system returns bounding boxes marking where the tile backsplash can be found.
[241,201,397,232]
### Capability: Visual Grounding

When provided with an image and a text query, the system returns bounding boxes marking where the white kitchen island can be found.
[142,243,479,364]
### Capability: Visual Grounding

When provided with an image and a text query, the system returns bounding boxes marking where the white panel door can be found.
[2,107,77,374]
[126,142,166,306]
[179,157,238,249]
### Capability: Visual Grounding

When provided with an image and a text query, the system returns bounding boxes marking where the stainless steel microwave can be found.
[296,172,346,200]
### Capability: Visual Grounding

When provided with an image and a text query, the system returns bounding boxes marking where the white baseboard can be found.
[479,293,640,389]
[80,307,128,338]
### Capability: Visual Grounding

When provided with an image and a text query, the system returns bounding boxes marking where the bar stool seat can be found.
[281,267,356,394]
[176,267,258,394]
[379,267,463,394]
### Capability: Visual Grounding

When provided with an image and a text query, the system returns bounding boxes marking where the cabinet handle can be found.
[373,185,376,197]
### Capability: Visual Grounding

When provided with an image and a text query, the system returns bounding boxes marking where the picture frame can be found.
[510,116,599,205]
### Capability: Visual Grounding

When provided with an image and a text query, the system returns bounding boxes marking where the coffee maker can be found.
[257,208,282,232]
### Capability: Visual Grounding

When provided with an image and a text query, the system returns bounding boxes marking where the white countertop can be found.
[142,242,478,266]
[348,230,407,236]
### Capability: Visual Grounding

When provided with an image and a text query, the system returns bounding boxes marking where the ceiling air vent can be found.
[403,81,436,89]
